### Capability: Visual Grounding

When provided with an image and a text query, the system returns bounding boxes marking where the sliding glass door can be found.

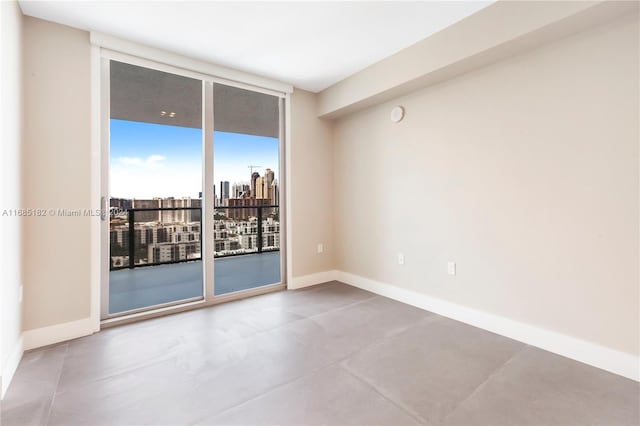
[212,83,282,295]
[106,61,204,316]
[101,58,285,319]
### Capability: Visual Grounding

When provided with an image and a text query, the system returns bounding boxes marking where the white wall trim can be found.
[288,270,339,290]
[1,336,23,398]
[90,32,293,95]
[279,95,288,294]
[89,44,101,333]
[23,318,96,351]
[284,92,293,290]
[336,271,640,382]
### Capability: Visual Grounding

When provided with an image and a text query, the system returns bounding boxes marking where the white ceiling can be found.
[19,1,493,92]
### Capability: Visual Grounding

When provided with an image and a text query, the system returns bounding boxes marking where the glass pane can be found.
[108,61,203,315]
[213,83,281,295]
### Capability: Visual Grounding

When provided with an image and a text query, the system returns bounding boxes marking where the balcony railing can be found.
[109,205,279,271]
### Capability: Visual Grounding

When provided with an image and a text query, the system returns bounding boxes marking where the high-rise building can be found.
[226,198,272,220]
[110,197,132,210]
[160,197,201,223]
[129,197,201,223]
[131,198,161,222]
[271,181,279,205]
[250,172,260,198]
[255,176,269,199]
[219,181,230,205]
[232,183,250,198]
[265,168,275,192]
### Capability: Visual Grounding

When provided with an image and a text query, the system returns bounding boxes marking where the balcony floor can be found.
[109,251,281,314]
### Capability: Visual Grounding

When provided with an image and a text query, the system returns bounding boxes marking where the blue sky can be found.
[110,119,279,199]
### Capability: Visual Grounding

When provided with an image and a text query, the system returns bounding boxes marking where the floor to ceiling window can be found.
[102,58,285,319]
[212,83,282,295]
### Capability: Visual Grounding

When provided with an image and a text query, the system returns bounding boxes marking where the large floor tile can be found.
[48,357,205,426]
[4,283,638,426]
[257,281,377,318]
[1,343,68,426]
[442,347,640,426]
[52,283,365,396]
[201,364,420,426]
[343,316,525,424]
[184,321,359,414]
[281,296,432,362]
[56,292,304,393]
[56,321,190,393]
[49,319,351,425]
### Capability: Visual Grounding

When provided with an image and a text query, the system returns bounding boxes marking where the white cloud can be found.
[110,162,202,199]
[117,155,166,168]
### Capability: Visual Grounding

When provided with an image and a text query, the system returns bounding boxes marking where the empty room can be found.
[1,1,638,425]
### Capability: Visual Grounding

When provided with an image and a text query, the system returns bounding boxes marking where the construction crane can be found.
[248,165,262,175]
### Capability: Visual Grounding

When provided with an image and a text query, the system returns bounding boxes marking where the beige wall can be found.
[18,18,335,335]
[22,17,92,330]
[0,0,24,394]
[332,15,639,356]
[18,10,638,364]
[290,90,335,277]
[318,1,632,118]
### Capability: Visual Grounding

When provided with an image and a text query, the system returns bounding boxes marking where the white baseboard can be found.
[23,317,97,351]
[1,336,24,399]
[288,270,339,290]
[336,271,639,382]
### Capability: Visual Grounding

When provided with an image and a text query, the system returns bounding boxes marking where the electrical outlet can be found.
[317,243,324,254]
[398,253,405,265]
[448,261,456,276]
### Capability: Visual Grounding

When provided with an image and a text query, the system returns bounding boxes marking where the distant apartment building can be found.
[219,181,230,206]
[110,194,278,266]
[225,197,273,220]
[255,176,268,199]
[264,168,275,188]
[236,217,279,251]
[251,169,277,202]
[161,197,201,223]
[110,197,132,210]
[239,234,258,250]
[147,241,201,264]
[250,172,260,198]
[213,221,229,240]
[232,183,250,198]
[214,239,241,253]
[110,216,201,267]
[127,197,201,223]
[270,181,279,205]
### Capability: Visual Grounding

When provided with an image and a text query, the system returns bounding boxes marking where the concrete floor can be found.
[109,252,281,314]
[2,282,638,426]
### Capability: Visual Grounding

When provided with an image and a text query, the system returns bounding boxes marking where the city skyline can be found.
[110,119,279,199]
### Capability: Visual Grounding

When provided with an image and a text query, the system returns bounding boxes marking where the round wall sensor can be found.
[390,106,405,123]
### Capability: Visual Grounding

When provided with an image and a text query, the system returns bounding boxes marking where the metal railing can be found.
[213,205,280,259]
[109,205,279,271]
